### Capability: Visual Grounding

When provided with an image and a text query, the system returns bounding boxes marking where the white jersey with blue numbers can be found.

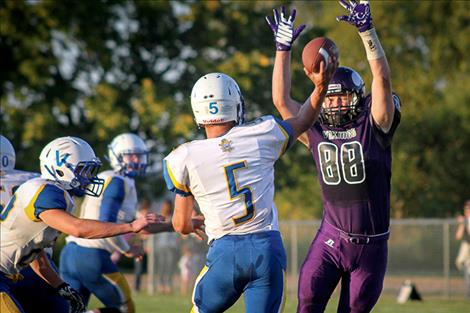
[0,169,39,209]
[66,170,137,253]
[163,115,293,242]
[0,177,75,275]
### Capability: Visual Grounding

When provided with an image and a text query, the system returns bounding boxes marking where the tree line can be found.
[1,1,469,218]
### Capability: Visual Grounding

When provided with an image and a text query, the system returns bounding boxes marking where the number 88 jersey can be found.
[307,94,401,235]
[163,116,293,243]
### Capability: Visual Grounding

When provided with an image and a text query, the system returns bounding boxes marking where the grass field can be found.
[90,292,469,313]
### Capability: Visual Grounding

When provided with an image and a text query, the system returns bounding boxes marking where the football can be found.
[302,37,339,73]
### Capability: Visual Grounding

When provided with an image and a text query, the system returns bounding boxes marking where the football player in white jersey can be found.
[0,135,71,313]
[0,136,162,313]
[60,133,155,313]
[0,135,39,209]
[163,56,337,312]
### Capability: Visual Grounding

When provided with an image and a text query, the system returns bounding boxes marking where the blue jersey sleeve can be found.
[163,159,192,197]
[99,177,125,222]
[274,117,294,152]
[34,184,68,219]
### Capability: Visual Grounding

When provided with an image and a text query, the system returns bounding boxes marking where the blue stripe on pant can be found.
[60,242,135,313]
[192,231,286,313]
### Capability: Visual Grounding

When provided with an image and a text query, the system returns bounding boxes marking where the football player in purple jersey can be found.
[267,2,401,313]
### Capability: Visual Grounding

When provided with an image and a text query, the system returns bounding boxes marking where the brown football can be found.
[302,37,339,73]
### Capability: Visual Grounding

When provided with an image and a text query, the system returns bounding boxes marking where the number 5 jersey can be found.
[163,116,293,243]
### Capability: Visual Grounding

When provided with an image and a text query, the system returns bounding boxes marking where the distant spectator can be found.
[154,199,179,293]
[455,200,470,298]
[178,243,197,295]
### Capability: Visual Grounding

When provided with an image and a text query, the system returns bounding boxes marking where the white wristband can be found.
[358,28,385,60]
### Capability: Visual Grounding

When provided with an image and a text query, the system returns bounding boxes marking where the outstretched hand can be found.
[131,213,165,233]
[336,0,373,32]
[266,6,306,51]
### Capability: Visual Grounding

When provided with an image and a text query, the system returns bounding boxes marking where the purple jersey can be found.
[307,94,401,235]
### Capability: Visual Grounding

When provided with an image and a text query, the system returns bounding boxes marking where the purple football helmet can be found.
[320,66,366,127]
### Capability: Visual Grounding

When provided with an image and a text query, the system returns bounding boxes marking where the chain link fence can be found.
[146,219,466,298]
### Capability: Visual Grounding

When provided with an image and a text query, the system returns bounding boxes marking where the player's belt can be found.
[341,232,389,245]
[323,219,390,245]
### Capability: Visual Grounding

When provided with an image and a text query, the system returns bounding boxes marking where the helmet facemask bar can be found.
[320,91,363,127]
[109,146,149,177]
[68,160,104,197]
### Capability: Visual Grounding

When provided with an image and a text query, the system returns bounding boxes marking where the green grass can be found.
[90,293,469,313]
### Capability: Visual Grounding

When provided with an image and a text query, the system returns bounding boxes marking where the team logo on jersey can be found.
[324,239,335,248]
[219,139,233,152]
[322,128,357,140]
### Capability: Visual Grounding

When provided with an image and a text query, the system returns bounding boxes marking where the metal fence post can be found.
[147,234,156,294]
[291,221,298,290]
[443,221,450,299]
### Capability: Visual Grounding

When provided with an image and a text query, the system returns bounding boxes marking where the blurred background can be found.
[1,0,469,303]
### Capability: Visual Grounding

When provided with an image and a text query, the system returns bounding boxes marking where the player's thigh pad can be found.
[60,243,93,302]
[243,257,286,313]
[192,232,286,313]
[192,238,241,313]
[60,243,134,312]
[297,231,342,313]
[243,232,287,313]
[347,242,388,313]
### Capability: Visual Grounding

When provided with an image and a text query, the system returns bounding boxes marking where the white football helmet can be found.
[108,133,149,177]
[0,135,16,172]
[39,136,104,197]
[191,72,245,126]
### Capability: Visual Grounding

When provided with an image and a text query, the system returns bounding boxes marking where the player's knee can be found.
[350,291,381,313]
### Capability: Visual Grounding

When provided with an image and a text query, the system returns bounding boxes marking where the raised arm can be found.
[266,7,311,147]
[285,61,337,140]
[337,0,395,132]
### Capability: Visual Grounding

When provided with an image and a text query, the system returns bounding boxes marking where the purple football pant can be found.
[297,222,388,313]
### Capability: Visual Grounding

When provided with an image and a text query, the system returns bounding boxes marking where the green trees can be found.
[1,1,468,217]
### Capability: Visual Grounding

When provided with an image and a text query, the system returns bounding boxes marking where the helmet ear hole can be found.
[56,169,64,177]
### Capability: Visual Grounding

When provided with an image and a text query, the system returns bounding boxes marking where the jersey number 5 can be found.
[318,141,366,185]
[224,161,255,225]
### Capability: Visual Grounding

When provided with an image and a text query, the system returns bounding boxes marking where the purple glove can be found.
[337,0,373,32]
[266,6,306,51]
